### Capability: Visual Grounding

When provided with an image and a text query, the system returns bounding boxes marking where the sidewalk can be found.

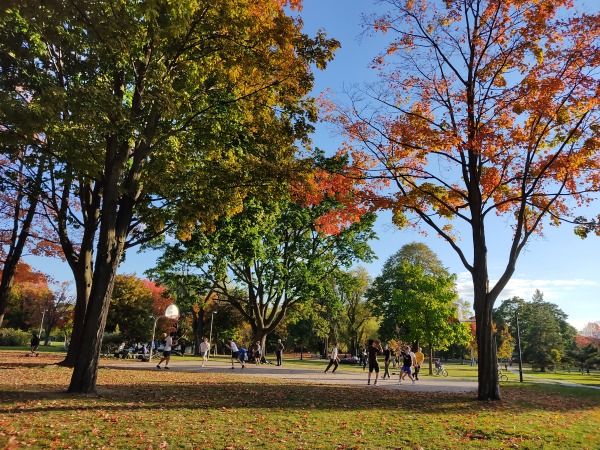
[103,358,479,393]
[506,367,600,390]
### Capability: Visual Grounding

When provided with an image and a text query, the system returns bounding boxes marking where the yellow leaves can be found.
[493,75,507,88]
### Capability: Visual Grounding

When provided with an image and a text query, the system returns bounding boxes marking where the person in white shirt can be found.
[225,338,245,369]
[156,332,176,369]
[324,342,340,373]
[200,337,210,367]
[254,341,262,364]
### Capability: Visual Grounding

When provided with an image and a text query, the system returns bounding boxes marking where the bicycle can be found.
[498,370,508,382]
[433,365,448,377]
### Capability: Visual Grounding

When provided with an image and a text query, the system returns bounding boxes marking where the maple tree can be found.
[1,263,51,331]
[105,275,155,341]
[325,0,600,399]
[0,0,338,392]
[0,150,55,328]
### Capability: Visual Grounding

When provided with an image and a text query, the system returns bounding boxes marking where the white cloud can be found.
[456,272,599,330]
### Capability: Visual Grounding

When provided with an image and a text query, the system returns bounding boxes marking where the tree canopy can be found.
[0,0,339,393]
[368,243,470,362]
[149,168,377,351]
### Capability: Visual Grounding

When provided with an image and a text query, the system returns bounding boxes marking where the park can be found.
[2,0,600,448]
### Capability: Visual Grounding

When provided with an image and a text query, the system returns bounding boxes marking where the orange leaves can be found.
[291,166,371,235]
[324,0,600,252]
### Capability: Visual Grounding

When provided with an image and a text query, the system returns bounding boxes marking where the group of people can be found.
[224,338,286,369]
[154,334,429,387]
[341,340,424,385]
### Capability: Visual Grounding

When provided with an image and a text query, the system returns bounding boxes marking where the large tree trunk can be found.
[192,308,204,356]
[68,230,124,393]
[473,273,500,400]
[56,176,99,368]
[475,301,499,400]
[68,145,134,392]
[61,264,93,366]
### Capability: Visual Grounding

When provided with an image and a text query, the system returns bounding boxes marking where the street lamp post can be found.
[208,311,216,359]
[515,311,524,383]
[38,308,46,340]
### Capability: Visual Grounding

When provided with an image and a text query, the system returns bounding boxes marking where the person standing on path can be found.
[225,338,245,369]
[324,342,340,373]
[200,337,210,367]
[253,341,262,365]
[414,347,424,380]
[382,343,392,379]
[275,339,285,366]
[156,332,176,369]
[367,339,383,385]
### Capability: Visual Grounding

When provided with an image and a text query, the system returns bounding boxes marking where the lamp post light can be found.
[38,308,46,340]
[149,304,180,362]
[208,311,216,359]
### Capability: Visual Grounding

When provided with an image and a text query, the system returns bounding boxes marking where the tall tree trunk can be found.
[68,150,133,392]
[192,309,204,356]
[68,232,123,393]
[60,245,94,367]
[473,271,500,400]
[55,175,99,367]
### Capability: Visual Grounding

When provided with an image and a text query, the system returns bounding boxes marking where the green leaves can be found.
[369,242,470,349]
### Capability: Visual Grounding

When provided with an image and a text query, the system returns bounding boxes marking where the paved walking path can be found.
[506,367,600,390]
[104,359,600,392]
[104,358,478,393]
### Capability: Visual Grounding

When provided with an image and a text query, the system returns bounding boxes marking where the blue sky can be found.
[26,0,599,330]
[293,0,600,330]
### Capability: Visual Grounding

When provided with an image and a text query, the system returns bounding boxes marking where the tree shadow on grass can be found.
[0,352,597,416]
[0,376,598,416]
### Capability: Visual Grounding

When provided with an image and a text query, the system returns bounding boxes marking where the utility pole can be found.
[515,311,523,383]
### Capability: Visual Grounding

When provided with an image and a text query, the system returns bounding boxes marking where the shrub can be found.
[0,328,31,346]
[101,331,124,354]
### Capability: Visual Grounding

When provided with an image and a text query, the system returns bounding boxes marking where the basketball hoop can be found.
[165,304,180,319]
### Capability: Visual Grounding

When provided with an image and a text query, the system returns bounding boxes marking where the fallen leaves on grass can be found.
[0,352,598,449]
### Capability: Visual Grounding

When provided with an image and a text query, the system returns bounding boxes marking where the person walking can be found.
[275,339,285,366]
[414,347,424,380]
[382,343,392,380]
[30,333,40,356]
[361,346,368,371]
[225,338,245,369]
[324,342,340,374]
[200,337,210,367]
[156,332,176,369]
[367,339,383,385]
[399,345,416,384]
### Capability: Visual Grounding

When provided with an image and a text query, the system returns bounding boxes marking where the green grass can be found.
[0,352,598,449]
[519,368,600,386]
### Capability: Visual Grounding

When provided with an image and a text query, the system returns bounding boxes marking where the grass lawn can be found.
[0,352,598,449]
